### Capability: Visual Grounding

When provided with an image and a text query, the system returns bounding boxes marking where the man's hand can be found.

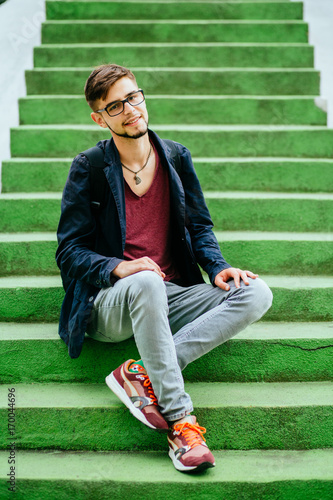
[112,257,166,280]
[214,267,258,291]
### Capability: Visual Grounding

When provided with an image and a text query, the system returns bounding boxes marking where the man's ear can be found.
[91,112,108,128]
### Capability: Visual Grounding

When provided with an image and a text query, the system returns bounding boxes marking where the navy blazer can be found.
[56,130,230,358]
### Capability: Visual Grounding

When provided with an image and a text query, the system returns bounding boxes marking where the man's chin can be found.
[112,119,149,139]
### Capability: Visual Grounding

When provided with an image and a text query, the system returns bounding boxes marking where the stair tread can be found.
[43,20,308,26]
[20,95,322,99]
[1,192,333,200]
[1,231,332,243]
[215,231,333,241]
[6,156,333,162]
[1,381,332,408]
[38,42,311,47]
[1,449,332,482]
[26,67,318,72]
[11,124,330,130]
[0,275,332,288]
[0,233,56,242]
[1,321,332,340]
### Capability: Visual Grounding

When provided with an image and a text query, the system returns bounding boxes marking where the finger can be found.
[215,276,230,291]
[143,257,163,273]
[233,272,240,288]
[245,270,259,279]
[141,257,164,276]
[240,271,249,285]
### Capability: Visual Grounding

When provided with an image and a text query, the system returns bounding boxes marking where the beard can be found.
[105,116,149,139]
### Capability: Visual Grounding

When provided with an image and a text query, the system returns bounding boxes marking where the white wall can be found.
[0,0,45,172]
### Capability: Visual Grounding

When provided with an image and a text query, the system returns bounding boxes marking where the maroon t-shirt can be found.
[123,143,180,282]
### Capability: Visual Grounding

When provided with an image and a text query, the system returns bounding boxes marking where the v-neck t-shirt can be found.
[123,143,180,282]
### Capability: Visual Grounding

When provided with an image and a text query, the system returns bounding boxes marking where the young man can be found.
[56,64,273,473]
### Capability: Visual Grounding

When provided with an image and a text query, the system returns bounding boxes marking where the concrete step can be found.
[1,322,332,384]
[42,20,309,44]
[1,449,332,499]
[2,157,332,193]
[10,125,333,158]
[18,95,327,126]
[0,276,64,322]
[217,231,333,276]
[1,192,333,233]
[0,193,61,232]
[0,232,332,277]
[25,68,320,96]
[0,275,332,322]
[0,380,332,451]
[0,233,57,276]
[33,43,314,69]
[204,191,333,232]
[46,1,303,22]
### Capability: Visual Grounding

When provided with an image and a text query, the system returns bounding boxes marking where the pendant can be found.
[135,175,142,185]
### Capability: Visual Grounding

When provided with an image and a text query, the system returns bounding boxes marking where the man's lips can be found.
[123,116,141,126]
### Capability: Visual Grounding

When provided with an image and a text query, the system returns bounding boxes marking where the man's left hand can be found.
[214,267,258,291]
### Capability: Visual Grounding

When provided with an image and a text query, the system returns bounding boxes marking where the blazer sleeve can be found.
[56,154,123,288]
[176,144,232,284]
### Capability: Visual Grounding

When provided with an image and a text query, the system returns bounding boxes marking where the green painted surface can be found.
[0,285,64,322]
[1,194,332,232]
[18,96,327,126]
[0,234,332,276]
[0,382,332,451]
[0,198,60,232]
[0,322,332,384]
[42,20,309,44]
[205,197,333,232]
[33,44,314,69]
[1,159,70,193]
[220,238,333,274]
[45,1,303,21]
[194,159,333,192]
[0,239,58,276]
[11,126,333,158]
[0,449,332,499]
[2,158,332,193]
[25,68,320,96]
[0,276,332,322]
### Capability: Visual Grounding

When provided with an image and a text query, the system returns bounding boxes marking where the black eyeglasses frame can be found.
[95,89,145,117]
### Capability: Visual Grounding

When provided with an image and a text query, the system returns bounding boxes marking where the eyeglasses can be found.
[96,89,145,117]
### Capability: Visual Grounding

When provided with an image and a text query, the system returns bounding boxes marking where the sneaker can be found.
[168,415,215,472]
[105,359,169,431]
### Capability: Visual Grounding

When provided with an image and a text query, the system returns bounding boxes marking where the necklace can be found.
[121,144,152,185]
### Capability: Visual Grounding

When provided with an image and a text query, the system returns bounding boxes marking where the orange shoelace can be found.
[173,422,207,448]
[143,375,158,406]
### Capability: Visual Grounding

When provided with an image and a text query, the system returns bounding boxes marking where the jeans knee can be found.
[127,270,168,310]
[245,277,273,320]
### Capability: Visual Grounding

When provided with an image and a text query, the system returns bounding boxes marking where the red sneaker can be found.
[168,415,215,472]
[105,359,169,431]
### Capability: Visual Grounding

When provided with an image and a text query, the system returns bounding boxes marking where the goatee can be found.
[105,119,149,139]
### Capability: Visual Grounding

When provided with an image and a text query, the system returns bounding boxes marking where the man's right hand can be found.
[112,257,166,280]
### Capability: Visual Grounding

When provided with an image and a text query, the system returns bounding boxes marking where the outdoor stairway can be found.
[1,0,333,497]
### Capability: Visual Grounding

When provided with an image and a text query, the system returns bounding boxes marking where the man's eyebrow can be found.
[107,90,139,105]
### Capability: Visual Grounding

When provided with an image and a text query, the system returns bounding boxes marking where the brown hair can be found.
[84,64,136,110]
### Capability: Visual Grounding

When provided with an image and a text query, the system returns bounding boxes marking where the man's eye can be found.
[108,102,121,112]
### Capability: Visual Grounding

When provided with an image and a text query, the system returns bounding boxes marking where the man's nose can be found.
[123,100,135,113]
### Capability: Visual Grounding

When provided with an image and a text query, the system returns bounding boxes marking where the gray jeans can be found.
[87,271,273,421]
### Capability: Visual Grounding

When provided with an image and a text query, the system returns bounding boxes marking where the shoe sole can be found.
[105,372,162,431]
[168,449,215,473]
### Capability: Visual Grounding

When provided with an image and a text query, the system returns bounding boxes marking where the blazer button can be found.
[89,296,94,302]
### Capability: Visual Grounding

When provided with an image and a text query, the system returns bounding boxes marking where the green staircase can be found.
[1,0,333,497]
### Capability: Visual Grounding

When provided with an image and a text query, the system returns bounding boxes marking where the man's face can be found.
[91,76,149,139]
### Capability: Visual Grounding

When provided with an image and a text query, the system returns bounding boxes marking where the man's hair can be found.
[84,64,137,110]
